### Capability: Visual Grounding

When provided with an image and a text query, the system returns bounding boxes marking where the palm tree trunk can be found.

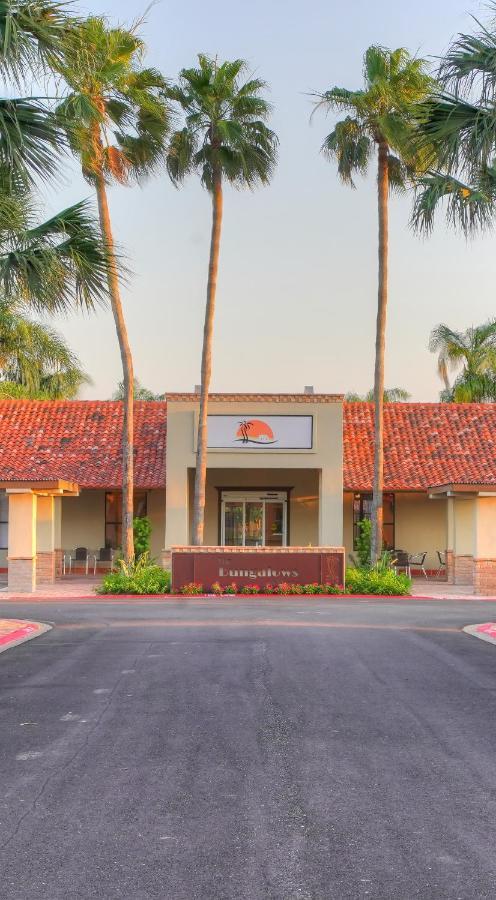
[95,170,135,562]
[192,171,223,545]
[371,141,389,564]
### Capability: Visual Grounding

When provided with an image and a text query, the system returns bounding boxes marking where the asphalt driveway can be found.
[0,596,495,899]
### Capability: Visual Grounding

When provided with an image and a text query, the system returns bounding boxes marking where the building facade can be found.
[1,394,496,593]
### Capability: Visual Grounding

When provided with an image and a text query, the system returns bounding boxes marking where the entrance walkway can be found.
[0,576,101,600]
[410,579,495,600]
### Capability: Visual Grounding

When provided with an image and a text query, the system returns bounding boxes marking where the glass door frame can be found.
[219,490,289,547]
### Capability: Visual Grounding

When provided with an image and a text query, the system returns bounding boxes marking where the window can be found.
[353,492,395,551]
[0,492,7,549]
[105,491,148,549]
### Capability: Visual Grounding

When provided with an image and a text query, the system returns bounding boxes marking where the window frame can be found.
[352,492,395,551]
[104,491,148,550]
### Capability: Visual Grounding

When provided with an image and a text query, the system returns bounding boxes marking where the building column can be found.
[53,497,63,577]
[36,495,56,585]
[473,496,496,595]
[164,468,190,564]
[446,496,455,584]
[7,491,37,593]
[319,467,343,547]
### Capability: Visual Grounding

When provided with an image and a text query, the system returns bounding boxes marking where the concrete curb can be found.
[0,620,52,654]
[463,623,496,645]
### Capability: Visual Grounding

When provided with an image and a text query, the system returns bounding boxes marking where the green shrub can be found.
[355,518,372,568]
[346,567,411,595]
[97,553,170,595]
[133,516,152,559]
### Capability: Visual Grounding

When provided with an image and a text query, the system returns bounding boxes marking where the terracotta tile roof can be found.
[0,401,166,489]
[1,399,495,494]
[166,393,344,403]
[343,402,496,491]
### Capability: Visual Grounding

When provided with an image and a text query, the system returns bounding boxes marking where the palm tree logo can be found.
[236,420,277,445]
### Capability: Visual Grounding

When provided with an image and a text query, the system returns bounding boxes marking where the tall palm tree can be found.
[54,17,171,561]
[345,387,411,402]
[429,320,496,402]
[315,46,433,561]
[0,302,90,398]
[412,6,496,233]
[167,55,278,545]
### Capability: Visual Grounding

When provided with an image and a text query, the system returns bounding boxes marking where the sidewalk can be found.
[0,619,51,653]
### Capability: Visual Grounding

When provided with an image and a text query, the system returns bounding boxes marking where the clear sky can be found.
[44,0,493,401]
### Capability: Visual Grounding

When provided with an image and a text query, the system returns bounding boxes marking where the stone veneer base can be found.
[7,557,36,593]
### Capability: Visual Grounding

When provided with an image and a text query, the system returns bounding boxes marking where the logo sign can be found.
[207,415,313,450]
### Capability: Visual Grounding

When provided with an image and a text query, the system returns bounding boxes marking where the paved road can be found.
[0,597,495,900]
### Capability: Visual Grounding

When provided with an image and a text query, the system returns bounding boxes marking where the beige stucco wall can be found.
[61,490,106,550]
[166,398,343,548]
[148,489,166,559]
[187,468,320,547]
[343,492,447,570]
[61,489,166,556]
[452,498,476,557]
[474,496,496,558]
[395,493,447,570]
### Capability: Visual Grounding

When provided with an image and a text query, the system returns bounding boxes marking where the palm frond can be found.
[322,116,372,186]
[0,96,64,183]
[0,198,109,313]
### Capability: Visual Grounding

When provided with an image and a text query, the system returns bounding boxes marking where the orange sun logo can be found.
[236,419,276,444]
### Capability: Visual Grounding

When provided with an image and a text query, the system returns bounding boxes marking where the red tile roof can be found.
[0,401,167,489]
[0,399,495,493]
[343,402,496,491]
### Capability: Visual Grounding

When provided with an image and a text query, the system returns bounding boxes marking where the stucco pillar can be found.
[36,495,55,585]
[319,467,343,547]
[473,496,496,595]
[446,496,455,584]
[164,467,190,556]
[453,497,476,585]
[53,497,63,577]
[7,491,37,593]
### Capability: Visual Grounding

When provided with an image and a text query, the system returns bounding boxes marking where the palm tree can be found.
[167,55,278,545]
[345,387,411,402]
[54,17,171,561]
[429,321,496,402]
[315,46,433,561]
[412,7,496,233]
[0,302,90,398]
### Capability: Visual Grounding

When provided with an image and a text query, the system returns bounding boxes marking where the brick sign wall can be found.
[171,547,345,593]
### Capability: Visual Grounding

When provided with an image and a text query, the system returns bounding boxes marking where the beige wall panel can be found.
[167,399,343,548]
[475,496,496,559]
[453,498,475,557]
[147,489,166,559]
[61,490,105,550]
[394,493,447,570]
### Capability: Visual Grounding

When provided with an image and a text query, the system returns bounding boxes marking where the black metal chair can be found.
[409,551,428,579]
[92,547,114,575]
[65,547,90,575]
[393,550,411,577]
[436,550,446,579]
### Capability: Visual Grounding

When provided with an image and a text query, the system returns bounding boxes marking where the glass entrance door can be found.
[221,492,287,547]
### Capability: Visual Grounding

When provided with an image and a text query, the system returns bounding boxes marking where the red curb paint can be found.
[0,623,39,646]
[476,622,496,637]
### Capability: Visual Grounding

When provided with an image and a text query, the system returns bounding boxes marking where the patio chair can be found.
[65,547,90,575]
[435,550,446,579]
[92,547,114,575]
[393,550,411,577]
[409,551,428,579]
